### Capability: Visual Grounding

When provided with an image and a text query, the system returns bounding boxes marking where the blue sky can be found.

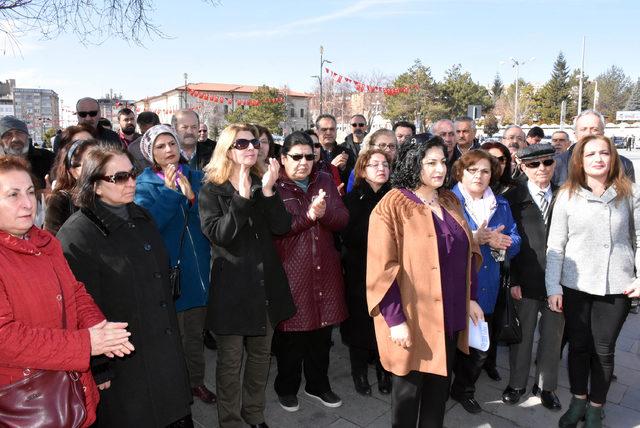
[3,0,639,110]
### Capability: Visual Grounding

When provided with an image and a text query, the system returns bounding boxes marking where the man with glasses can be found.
[171,110,214,171]
[552,109,635,186]
[342,114,368,156]
[550,131,570,154]
[503,144,563,410]
[502,125,527,180]
[75,97,121,147]
[316,114,355,184]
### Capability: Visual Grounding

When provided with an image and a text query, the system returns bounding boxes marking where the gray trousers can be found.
[508,296,565,390]
[176,306,207,387]
[215,316,273,428]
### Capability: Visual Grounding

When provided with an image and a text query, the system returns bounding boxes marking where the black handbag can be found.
[0,289,87,427]
[495,259,522,344]
[170,206,189,301]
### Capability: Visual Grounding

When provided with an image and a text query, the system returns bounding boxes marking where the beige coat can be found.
[366,188,481,377]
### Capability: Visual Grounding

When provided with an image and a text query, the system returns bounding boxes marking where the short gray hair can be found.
[574,109,605,130]
[430,119,453,134]
[171,109,199,129]
[454,116,476,130]
[503,124,525,137]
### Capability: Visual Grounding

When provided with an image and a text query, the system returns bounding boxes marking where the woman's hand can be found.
[487,225,512,250]
[307,189,327,221]
[238,164,251,199]
[97,381,111,391]
[469,300,484,326]
[261,158,280,197]
[548,294,563,312]
[176,170,195,200]
[389,322,412,348]
[163,164,178,190]
[510,285,523,300]
[624,282,640,298]
[474,220,492,245]
[88,320,134,357]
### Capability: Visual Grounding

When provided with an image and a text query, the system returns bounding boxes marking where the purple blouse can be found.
[379,190,477,337]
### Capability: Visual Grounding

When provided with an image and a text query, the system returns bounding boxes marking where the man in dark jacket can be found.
[128,111,160,172]
[552,109,635,186]
[172,110,214,171]
[76,97,122,147]
[316,114,355,185]
[341,114,367,156]
[0,116,54,188]
[503,144,563,410]
[117,107,141,149]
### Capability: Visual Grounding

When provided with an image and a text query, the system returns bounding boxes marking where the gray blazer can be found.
[546,184,640,296]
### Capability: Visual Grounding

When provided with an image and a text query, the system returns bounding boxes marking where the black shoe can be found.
[451,394,482,414]
[484,365,501,381]
[277,394,299,412]
[611,373,617,382]
[304,389,342,408]
[532,384,562,410]
[203,329,217,350]
[352,373,372,396]
[377,370,392,395]
[502,386,526,404]
[248,424,269,428]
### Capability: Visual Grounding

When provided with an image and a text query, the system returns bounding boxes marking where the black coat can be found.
[27,144,55,188]
[341,133,365,156]
[188,140,216,171]
[198,176,296,336]
[57,202,192,428]
[320,142,356,185]
[505,182,558,300]
[340,181,390,350]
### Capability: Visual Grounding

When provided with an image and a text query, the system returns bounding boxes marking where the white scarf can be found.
[457,183,497,227]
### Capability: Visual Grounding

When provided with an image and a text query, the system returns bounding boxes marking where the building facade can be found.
[13,87,60,143]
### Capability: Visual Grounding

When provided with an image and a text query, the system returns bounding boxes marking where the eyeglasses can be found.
[466,167,491,176]
[198,130,208,133]
[233,138,260,150]
[366,162,390,170]
[100,168,137,184]
[318,127,336,133]
[494,155,507,164]
[286,153,315,161]
[524,159,555,169]
[372,143,397,151]
[313,143,322,149]
[77,110,99,118]
[351,123,366,128]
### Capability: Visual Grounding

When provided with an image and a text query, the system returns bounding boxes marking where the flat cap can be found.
[516,143,555,161]
[0,116,28,138]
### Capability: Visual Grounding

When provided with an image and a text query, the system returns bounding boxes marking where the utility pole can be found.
[577,36,586,115]
[183,73,189,109]
[319,46,332,115]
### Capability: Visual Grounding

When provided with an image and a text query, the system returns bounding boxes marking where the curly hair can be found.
[390,135,446,190]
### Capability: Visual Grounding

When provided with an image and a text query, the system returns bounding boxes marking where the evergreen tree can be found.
[624,78,640,111]
[225,85,286,134]
[594,65,632,121]
[491,73,504,101]
[438,64,493,118]
[534,52,572,124]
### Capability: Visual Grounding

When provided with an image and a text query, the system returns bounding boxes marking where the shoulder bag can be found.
[169,206,189,301]
[495,258,522,344]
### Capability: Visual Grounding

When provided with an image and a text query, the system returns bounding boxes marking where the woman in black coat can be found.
[198,123,295,428]
[340,149,392,396]
[57,146,193,428]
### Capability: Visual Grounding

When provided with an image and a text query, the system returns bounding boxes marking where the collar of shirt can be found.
[527,179,551,208]
[181,147,197,161]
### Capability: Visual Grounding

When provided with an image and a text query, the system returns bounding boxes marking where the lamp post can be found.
[319,45,332,115]
[183,73,189,109]
[505,57,534,125]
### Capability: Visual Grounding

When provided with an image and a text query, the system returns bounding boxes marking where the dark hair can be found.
[392,121,416,133]
[315,114,336,129]
[54,123,95,154]
[73,146,135,208]
[391,136,446,190]
[254,124,280,158]
[117,108,135,119]
[527,126,545,139]
[281,131,314,156]
[354,148,391,187]
[480,141,516,189]
[304,129,318,138]
[98,118,112,129]
[52,138,99,192]
[137,111,160,126]
[565,135,632,201]
[451,149,500,186]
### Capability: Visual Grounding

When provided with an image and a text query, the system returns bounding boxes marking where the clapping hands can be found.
[89,320,135,358]
[308,189,327,221]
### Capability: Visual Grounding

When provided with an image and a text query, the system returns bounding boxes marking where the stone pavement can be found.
[191,311,640,428]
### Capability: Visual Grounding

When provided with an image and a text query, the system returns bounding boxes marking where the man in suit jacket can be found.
[503,144,564,411]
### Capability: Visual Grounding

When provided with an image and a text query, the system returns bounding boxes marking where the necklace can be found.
[413,190,439,206]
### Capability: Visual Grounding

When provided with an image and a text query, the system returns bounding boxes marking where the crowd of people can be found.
[0,97,638,428]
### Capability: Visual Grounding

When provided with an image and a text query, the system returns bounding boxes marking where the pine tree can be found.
[491,73,504,101]
[624,79,640,111]
[534,52,572,124]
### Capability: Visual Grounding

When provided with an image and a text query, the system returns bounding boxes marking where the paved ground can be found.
[191,308,640,428]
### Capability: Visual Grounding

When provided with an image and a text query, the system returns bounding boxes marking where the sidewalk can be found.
[192,311,640,427]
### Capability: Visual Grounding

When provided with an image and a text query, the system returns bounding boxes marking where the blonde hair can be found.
[203,123,262,185]
[360,128,396,156]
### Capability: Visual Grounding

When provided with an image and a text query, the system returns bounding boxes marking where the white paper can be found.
[468,318,490,352]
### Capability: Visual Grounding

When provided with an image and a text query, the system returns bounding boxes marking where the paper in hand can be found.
[468,318,490,352]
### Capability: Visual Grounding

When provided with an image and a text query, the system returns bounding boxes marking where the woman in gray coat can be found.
[546,135,640,427]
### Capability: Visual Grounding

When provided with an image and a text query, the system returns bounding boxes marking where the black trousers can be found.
[391,333,456,428]
[273,326,333,396]
[563,286,630,404]
[451,313,493,399]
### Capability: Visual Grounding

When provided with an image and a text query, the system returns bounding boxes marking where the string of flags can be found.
[186,86,285,106]
[324,67,419,95]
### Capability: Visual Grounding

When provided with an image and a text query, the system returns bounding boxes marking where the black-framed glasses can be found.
[233,138,260,150]
[524,159,555,169]
[100,168,137,184]
[286,153,315,161]
[351,122,366,128]
[313,143,322,149]
[77,110,99,118]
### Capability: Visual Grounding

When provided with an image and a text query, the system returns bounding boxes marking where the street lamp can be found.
[502,57,534,125]
[319,45,332,115]
[183,73,189,109]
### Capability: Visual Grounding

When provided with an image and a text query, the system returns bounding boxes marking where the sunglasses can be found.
[100,168,137,184]
[233,138,260,150]
[286,153,315,161]
[77,110,99,118]
[524,159,555,168]
[495,155,507,163]
[351,123,366,128]
[313,143,322,149]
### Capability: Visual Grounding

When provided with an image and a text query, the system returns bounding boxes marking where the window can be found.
[224,105,229,114]
[290,108,295,118]
[300,108,304,118]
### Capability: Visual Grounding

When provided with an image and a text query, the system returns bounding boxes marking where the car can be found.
[612,136,625,149]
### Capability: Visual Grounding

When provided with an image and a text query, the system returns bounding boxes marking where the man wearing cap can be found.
[502,144,563,411]
[75,97,121,147]
[0,116,54,188]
